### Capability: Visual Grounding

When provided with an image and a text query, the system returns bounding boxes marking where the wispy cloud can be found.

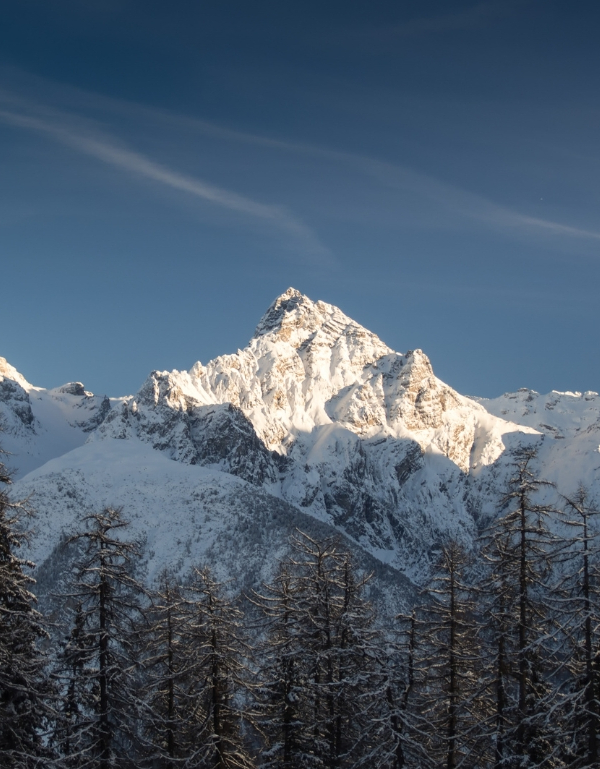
[515,215,600,242]
[145,109,600,246]
[346,153,600,243]
[2,77,599,251]
[0,96,332,263]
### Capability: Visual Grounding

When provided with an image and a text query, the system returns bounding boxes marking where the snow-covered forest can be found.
[2,442,600,769]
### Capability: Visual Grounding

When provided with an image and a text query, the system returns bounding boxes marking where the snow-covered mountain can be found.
[475,387,600,441]
[0,356,111,477]
[3,288,600,595]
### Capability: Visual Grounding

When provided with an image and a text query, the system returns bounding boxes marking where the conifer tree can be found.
[0,444,53,768]
[54,507,146,769]
[479,447,561,768]
[138,570,188,767]
[255,532,382,769]
[177,566,255,769]
[138,569,207,768]
[554,486,600,767]
[477,530,516,769]
[363,608,426,769]
[410,541,489,769]
[252,562,305,769]
[55,602,98,767]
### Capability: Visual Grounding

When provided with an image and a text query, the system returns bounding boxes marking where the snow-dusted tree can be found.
[0,445,53,768]
[362,608,430,769]
[252,562,306,768]
[409,541,489,769]
[137,570,187,767]
[476,529,515,769]
[479,447,561,768]
[553,486,600,767]
[54,507,146,769]
[55,602,98,767]
[255,532,383,769]
[137,568,212,768]
[174,566,255,769]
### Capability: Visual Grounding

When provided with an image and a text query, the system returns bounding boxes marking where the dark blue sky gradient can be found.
[1,1,599,397]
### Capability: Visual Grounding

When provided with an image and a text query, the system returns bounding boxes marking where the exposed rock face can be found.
[0,358,36,437]
[0,376,35,431]
[183,287,394,450]
[383,350,462,430]
[97,370,279,485]
[57,382,90,397]
[190,404,279,485]
[76,395,111,433]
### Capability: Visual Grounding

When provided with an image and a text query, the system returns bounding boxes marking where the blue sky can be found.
[1,0,599,398]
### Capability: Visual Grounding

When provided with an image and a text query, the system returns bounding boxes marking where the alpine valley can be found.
[2,288,600,603]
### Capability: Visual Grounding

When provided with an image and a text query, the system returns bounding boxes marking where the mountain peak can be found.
[0,357,31,389]
[281,286,302,300]
[52,382,93,397]
[253,287,312,338]
[253,287,389,353]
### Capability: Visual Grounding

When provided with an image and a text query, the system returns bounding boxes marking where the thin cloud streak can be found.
[0,102,332,263]
[354,155,600,242]
[516,215,600,242]
[157,112,600,245]
[1,79,598,249]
